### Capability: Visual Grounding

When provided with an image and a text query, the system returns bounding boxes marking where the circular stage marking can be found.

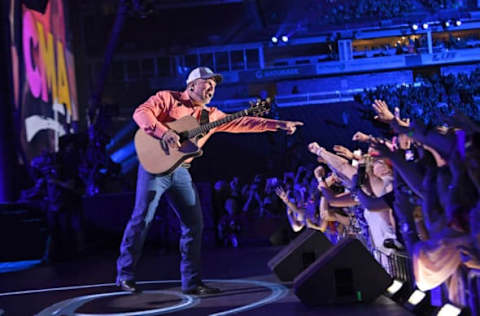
[1,279,288,315]
[36,290,198,316]
[206,279,288,316]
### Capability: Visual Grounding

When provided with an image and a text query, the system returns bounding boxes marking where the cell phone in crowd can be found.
[356,163,367,187]
[405,149,415,161]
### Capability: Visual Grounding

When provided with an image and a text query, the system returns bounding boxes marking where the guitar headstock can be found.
[248,97,272,117]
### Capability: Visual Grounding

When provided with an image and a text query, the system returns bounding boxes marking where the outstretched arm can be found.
[306,217,328,232]
[308,142,356,186]
[351,186,390,211]
[210,107,303,134]
[318,180,358,207]
[275,186,306,216]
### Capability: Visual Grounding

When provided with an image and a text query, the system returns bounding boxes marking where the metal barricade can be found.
[372,248,415,285]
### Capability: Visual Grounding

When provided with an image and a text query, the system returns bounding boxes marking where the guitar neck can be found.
[188,109,250,138]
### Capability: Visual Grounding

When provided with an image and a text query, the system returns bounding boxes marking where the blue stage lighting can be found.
[106,121,137,151]
[411,24,419,31]
[110,141,136,164]
[455,20,462,27]
[281,35,289,43]
[422,23,429,30]
[271,36,278,44]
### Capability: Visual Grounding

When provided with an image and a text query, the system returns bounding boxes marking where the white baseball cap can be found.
[186,67,223,85]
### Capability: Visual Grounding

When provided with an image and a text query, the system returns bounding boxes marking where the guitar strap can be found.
[200,109,210,125]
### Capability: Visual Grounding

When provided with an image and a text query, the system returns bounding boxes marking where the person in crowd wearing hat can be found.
[116,67,303,295]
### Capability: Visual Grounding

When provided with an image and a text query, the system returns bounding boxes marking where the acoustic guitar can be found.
[134,98,271,175]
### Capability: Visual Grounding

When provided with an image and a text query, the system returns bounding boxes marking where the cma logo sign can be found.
[22,8,75,149]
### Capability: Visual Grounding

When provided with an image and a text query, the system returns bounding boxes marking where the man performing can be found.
[117,67,303,295]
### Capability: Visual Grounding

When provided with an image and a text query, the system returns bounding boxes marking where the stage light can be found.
[110,141,136,164]
[437,303,463,316]
[386,280,404,296]
[443,20,451,28]
[106,120,137,151]
[281,35,289,43]
[407,289,426,305]
[411,24,419,31]
[385,279,412,304]
[271,36,278,44]
[404,289,436,315]
[455,20,462,27]
[422,23,429,30]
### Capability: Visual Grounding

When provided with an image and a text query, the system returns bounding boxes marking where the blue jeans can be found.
[116,165,204,291]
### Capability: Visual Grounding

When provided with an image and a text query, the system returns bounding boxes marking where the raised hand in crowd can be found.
[352,131,371,143]
[313,166,325,181]
[307,141,323,156]
[372,99,395,123]
[372,100,410,133]
[274,186,288,203]
[333,145,355,160]
[369,138,395,159]
[275,184,308,233]
[242,179,264,214]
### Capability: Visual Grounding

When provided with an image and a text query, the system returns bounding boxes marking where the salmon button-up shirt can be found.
[133,90,280,148]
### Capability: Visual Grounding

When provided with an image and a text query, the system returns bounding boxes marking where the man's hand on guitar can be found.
[162,130,181,148]
[278,121,303,135]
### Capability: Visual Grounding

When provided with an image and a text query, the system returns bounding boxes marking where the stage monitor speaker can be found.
[268,229,333,282]
[293,238,392,306]
[23,0,49,14]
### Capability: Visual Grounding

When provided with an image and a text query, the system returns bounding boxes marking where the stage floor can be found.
[0,246,412,315]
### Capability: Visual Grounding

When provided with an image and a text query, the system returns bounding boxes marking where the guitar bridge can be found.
[177,131,189,143]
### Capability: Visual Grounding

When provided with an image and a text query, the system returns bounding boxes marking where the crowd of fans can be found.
[213,96,480,308]
[210,70,480,310]
[212,169,311,247]
[305,100,480,307]
[20,127,123,262]
[321,0,414,24]
[355,68,480,126]
[353,34,480,59]
[305,0,470,25]
[419,0,466,9]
